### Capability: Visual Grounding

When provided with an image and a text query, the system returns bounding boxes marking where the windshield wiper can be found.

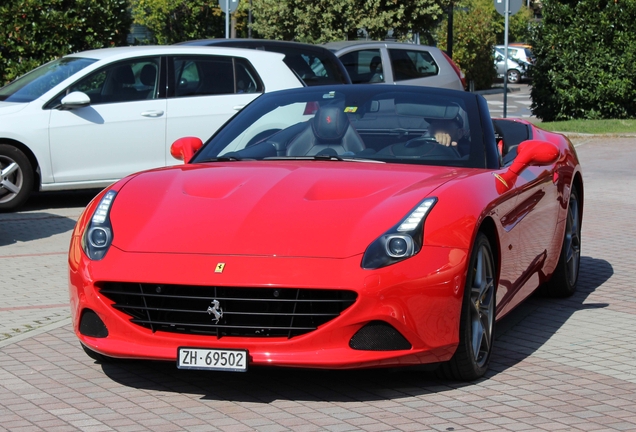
[199,156,249,162]
[263,155,345,161]
[312,154,344,161]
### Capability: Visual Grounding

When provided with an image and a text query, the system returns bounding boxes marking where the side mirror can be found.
[496,140,560,193]
[511,139,560,173]
[59,91,91,109]
[170,137,204,163]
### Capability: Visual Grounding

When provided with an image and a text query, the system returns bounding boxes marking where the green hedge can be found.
[531,0,636,121]
[0,0,131,85]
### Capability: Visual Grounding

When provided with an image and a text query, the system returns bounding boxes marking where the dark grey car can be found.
[177,39,351,87]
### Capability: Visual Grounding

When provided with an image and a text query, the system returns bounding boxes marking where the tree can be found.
[436,0,497,90]
[531,0,636,121]
[130,0,232,44]
[0,0,131,84]
[249,0,449,43]
[494,3,536,45]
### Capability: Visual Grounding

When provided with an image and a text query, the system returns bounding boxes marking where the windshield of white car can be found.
[0,57,97,103]
[191,86,486,169]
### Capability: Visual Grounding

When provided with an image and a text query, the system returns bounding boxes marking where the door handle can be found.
[141,110,165,117]
[233,105,246,111]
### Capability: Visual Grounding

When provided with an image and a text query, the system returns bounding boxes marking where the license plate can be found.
[177,347,248,372]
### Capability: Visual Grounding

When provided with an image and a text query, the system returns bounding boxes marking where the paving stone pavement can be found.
[1,137,635,431]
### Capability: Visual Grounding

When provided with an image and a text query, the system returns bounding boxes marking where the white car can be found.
[323,41,466,91]
[0,46,303,211]
[495,44,535,65]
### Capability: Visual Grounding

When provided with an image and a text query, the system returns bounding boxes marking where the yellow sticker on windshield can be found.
[344,107,358,113]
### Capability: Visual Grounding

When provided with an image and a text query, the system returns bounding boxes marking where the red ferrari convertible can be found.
[69,85,583,381]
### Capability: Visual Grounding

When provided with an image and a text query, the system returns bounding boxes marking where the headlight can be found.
[361,198,437,270]
[82,190,117,260]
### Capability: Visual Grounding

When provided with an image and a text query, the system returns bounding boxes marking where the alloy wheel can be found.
[469,243,495,367]
[564,193,581,286]
[0,155,24,204]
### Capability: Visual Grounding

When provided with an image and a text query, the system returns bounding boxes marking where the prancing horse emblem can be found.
[207,300,223,324]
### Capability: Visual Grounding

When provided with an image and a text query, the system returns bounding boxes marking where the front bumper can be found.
[69,243,468,369]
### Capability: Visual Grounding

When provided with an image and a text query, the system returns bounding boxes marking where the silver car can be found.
[493,48,530,84]
[323,41,466,91]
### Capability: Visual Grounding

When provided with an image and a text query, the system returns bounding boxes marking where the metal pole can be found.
[225,0,230,38]
[248,0,252,38]
[447,2,454,58]
[503,0,509,118]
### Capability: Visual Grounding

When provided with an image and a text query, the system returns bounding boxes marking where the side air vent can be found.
[79,309,108,338]
[349,321,411,351]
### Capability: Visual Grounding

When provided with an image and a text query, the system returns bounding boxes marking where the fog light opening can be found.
[79,309,108,338]
[349,321,411,351]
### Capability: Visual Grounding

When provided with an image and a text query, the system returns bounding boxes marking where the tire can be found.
[438,232,496,381]
[0,144,34,212]
[81,343,115,364]
[540,186,581,298]
[507,69,521,83]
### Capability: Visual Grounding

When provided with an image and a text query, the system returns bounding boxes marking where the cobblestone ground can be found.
[1,138,635,431]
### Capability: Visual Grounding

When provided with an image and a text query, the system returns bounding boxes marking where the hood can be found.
[0,101,28,115]
[110,161,459,258]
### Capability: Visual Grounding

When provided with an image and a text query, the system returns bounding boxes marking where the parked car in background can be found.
[504,44,535,64]
[494,48,531,83]
[177,39,351,86]
[323,41,466,91]
[0,46,303,211]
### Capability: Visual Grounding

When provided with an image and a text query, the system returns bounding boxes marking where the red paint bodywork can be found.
[69,119,582,369]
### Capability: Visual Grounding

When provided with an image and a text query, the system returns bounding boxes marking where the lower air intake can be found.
[79,309,108,338]
[349,321,411,351]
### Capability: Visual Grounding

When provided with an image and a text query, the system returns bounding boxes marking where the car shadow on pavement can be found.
[0,212,78,246]
[20,189,103,211]
[491,255,612,373]
[0,189,102,246]
[97,255,612,402]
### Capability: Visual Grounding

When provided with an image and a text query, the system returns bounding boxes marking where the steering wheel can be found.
[404,137,461,158]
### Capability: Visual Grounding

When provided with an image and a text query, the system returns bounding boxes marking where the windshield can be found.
[192,86,486,169]
[0,57,97,103]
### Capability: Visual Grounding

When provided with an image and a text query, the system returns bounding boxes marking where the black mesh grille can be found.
[349,321,411,351]
[99,282,357,338]
[79,309,108,338]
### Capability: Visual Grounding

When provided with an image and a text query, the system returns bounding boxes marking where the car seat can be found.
[492,119,533,165]
[139,64,158,99]
[369,56,383,83]
[285,106,365,156]
[111,65,139,101]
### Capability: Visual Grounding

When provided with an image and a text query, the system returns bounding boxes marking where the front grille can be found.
[99,282,357,338]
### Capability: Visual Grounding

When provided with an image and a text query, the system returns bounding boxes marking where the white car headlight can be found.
[82,190,117,260]
[362,198,437,270]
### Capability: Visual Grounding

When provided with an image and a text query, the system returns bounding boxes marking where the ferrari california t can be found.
[69,85,583,381]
